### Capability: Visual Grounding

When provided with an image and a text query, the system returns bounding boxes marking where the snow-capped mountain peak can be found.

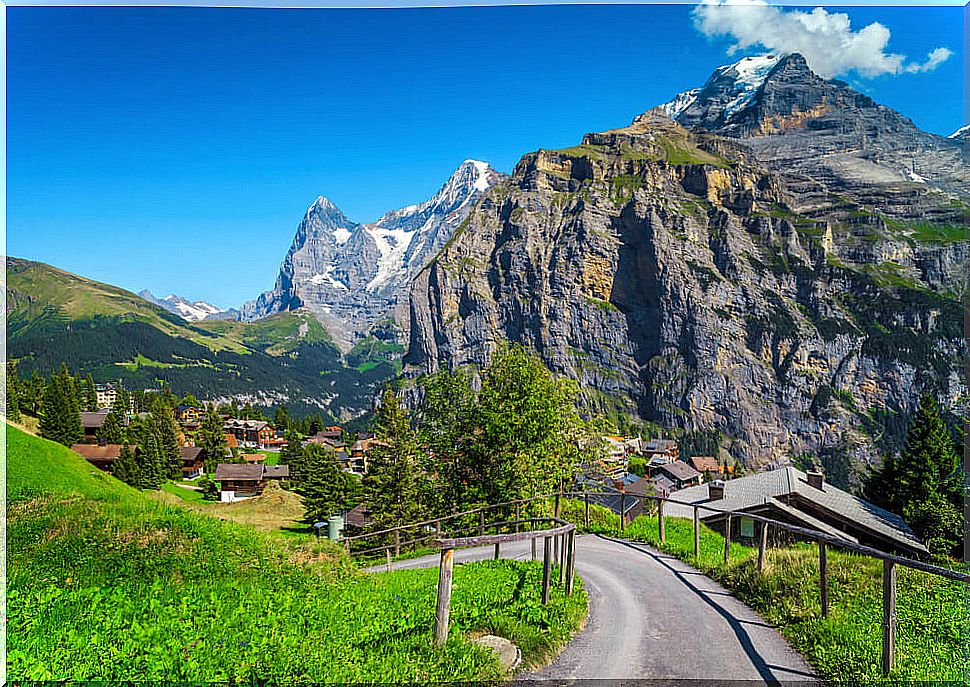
[949,124,970,141]
[140,290,231,321]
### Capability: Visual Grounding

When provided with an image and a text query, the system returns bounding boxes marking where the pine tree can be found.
[112,444,140,486]
[137,423,165,490]
[98,402,129,444]
[24,371,46,417]
[864,394,963,557]
[364,388,426,530]
[198,405,228,473]
[6,361,22,423]
[84,375,99,411]
[280,430,305,481]
[153,403,184,479]
[274,405,293,435]
[39,364,82,446]
[299,444,354,524]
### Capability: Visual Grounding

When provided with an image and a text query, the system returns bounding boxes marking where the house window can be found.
[740,517,754,539]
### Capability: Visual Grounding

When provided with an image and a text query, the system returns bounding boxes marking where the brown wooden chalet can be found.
[79,411,109,443]
[223,419,276,448]
[179,446,206,479]
[214,463,266,502]
[72,443,135,472]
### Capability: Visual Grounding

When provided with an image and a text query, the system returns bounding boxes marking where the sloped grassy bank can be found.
[6,426,586,682]
[557,497,966,684]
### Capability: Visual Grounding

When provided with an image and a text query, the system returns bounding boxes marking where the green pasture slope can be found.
[6,426,586,682]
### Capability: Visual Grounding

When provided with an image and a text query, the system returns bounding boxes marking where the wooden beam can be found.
[723,514,732,566]
[565,530,576,595]
[693,505,700,560]
[385,547,392,572]
[559,535,566,585]
[882,559,896,675]
[479,510,485,536]
[433,548,455,647]
[758,521,768,573]
[514,502,520,533]
[394,530,401,558]
[819,541,829,618]
[584,491,590,528]
[658,499,666,544]
[541,537,552,605]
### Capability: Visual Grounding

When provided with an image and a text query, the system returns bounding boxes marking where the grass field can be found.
[557,497,967,684]
[7,426,587,682]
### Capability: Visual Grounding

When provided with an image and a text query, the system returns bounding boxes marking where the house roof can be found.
[224,419,270,431]
[345,503,375,528]
[264,465,290,479]
[214,463,264,481]
[72,443,124,460]
[663,467,926,554]
[80,411,109,429]
[689,455,720,473]
[643,438,677,453]
[179,446,204,462]
[656,461,702,483]
[241,453,265,463]
[650,474,676,495]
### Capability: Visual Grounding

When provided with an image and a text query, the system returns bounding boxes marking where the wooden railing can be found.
[432,517,577,646]
[345,485,969,672]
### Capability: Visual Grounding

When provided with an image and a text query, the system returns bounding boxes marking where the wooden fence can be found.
[343,486,969,672]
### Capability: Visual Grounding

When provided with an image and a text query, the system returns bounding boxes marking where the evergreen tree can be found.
[280,429,305,481]
[137,423,165,490]
[180,393,202,408]
[364,388,427,529]
[198,405,228,473]
[98,403,129,444]
[24,371,46,417]
[864,394,963,557]
[39,364,82,446]
[112,444,140,487]
[150,401,183,479]
[274,405,293,435]
[299,444,354,524]
[84,375,99,411]
[6,361,22,423]
[307,414,325,435]
[198,474,220,501]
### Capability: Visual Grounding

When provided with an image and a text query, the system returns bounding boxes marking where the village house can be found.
[214,463,266,502]
[94,383,118,410]
[223,419,277,449]
[663,467,928,557]
[263,465,290,481]
[72,442,134,473]
[175,405,204,427]
[653,461,703,491]
[79,411,110,443]
[641,438,678,462]
[179,446,206,479]
[241,453,265,464]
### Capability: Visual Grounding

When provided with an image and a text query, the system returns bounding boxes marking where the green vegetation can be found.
[556,499,965,683]
[8,426,587,681]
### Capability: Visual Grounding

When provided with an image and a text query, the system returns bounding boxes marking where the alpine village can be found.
[7,47,967,685]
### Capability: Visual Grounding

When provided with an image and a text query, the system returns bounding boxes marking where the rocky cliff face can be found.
[407,97,966,474]
[242,160,504,348]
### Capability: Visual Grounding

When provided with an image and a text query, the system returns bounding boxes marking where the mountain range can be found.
[139,290,236,322]
[9,52,967,478]
[406,53,967,479]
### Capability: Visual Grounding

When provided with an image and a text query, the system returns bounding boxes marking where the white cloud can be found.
[693,0,953,79]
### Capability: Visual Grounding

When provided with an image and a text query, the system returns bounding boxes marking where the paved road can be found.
[372,534,818,683]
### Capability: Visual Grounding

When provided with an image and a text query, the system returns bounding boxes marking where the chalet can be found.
[261,437,288,450]
[345,503,375,531]
[175,405,204,427]
[688,455,735,478]
[304,434,346,451]
[640,438,678,462]
[653,461,703,490]
[72,443,132,472]
[663,467,928,557]
[179,446,206,479]
[650,474,676,498]
[214,463,266,502]
[223,419,276,448]
[241,453,265,464]
[80,411,109,443]
[263,465,290,480]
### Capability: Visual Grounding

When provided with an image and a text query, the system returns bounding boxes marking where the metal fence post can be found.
[723,514,732,566]
[819,541,829,618]
[494,542,501,560]
[882,560,896,675]
[541,536,552,605]
[433,548,455,647]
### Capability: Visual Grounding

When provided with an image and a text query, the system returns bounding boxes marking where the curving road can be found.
[373,533,818,684]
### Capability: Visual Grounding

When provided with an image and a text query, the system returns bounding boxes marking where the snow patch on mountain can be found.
[659,54,781,124]
[366,226,418,292]
[949,124,970,140]
[660,88,700,119]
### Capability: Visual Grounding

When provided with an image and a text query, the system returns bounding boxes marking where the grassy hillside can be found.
[6,257,398,418]
[556,498,966,684]
[7,426,586,681]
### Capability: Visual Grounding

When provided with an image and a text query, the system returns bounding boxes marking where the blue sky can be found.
[6,4,964,307]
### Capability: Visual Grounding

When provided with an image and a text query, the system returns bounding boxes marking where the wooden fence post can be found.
[479,510,485,536]
[554,492,561,520]
[658,499,666,544]
[723,514,732,566]
[515,502,521,533]
[584,492,590,528]
[620,492,626,532]
[758,521,768,572]
[394,530,401,558]
[434,548,455,647]
[559,536,566,585]
[565,530,576,595]
[819,541,829,618]
[693,505,700,560]
[882,560,896,675]
[385,547,392,572]
[541,536,552,605]
[494,542,501,560]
